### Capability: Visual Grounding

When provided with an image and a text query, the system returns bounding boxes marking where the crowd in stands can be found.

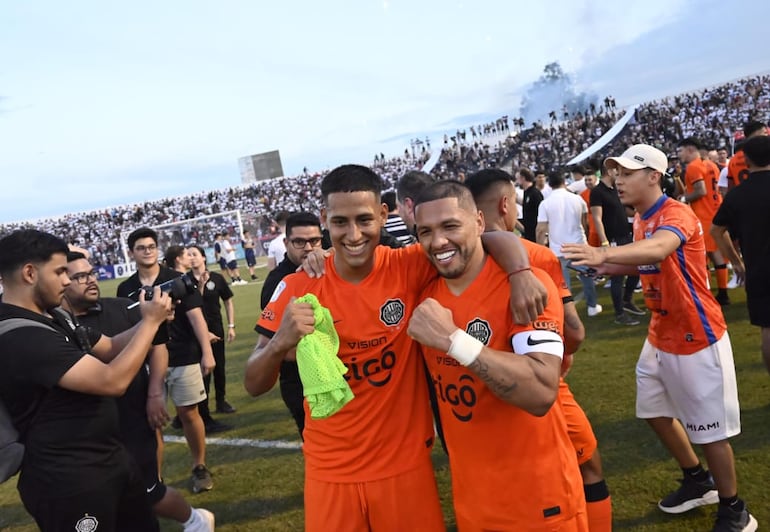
[2,74,768,265]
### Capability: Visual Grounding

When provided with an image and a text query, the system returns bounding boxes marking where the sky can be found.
[1,0,769,224]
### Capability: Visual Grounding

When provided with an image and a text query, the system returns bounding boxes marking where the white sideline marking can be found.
[163,434,302,450]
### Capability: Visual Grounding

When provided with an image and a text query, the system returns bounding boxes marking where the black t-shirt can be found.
[117,266,204,367]
[590,181,630,242]
[260,255,300,312]
[0,303,123,496]
[78,298,156,457]
[257,256,302,391]
[522,186,544,241]
[195,271,233,337]
[713,170,770,296]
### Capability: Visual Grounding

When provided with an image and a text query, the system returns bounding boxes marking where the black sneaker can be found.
[251,274,257,280]
[658,475,718,514]
[713,504,758,532]
[204,419,232,435]
[171,416,182,430]
[614,313,640,326]
[623,301,646,316]
[216,400,236,414]
[191,464,213,493]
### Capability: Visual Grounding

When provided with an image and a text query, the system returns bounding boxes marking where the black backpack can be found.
[0,318,56,483]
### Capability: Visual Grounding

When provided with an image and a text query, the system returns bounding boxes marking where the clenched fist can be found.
[407,298,457,352]
[273,298,316,351]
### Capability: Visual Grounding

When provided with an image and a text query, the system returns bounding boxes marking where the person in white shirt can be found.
[536,172,602,316]
[266,211,289,272]
[221,232,246,285]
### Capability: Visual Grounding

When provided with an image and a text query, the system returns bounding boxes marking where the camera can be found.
[141,273,197,301]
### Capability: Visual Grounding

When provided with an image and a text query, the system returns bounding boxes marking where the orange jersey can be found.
[727,150,749,188]
[633,196,726,354]
[256,245,437,482]
[420,263,585,529]
[522,238,597,466]
[521,238,572,301]
[580,188,601,247]
[684,157,722,223]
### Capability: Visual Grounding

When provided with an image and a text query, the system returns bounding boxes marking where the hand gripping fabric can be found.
[295,294,354,419]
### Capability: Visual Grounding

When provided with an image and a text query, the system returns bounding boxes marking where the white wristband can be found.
[447,329,484,366]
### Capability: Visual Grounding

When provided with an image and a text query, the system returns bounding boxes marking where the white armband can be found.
[511,330,564,359]
[447,329,484,366]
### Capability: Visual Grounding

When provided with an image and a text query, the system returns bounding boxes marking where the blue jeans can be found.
[558,256,597,308]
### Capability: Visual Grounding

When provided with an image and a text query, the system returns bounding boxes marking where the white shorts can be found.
[635,333,741,444]
[166,364,207,407]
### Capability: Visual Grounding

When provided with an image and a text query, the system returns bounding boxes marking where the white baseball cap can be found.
[604,144,668,174]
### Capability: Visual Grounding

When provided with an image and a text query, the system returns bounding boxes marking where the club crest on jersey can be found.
[206,281,216,290]
[75,514,99,532]
[465,318,491,345]
[379,299,405,326]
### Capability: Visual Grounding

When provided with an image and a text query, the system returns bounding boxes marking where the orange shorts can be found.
[559,379,598,466]
[700,221,718,252]
[304,457,445,532]
[456,510,589,532]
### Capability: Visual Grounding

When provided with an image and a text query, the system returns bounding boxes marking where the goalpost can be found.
[119,210,244,265]
[119,209,279,266]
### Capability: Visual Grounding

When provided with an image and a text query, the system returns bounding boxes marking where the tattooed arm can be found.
[408,298,562,416]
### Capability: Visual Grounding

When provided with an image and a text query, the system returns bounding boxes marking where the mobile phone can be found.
[566,261,597,277]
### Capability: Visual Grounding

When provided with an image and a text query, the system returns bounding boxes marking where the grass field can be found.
[1,262,768,531]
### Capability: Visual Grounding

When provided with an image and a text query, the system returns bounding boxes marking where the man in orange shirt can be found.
[680,137,730,305]
[580,169,601,247]
[563,144,756,532]
[466,168,611,532]
[245,164,548,531]
[408,180,587,531]
[727,120,768,190]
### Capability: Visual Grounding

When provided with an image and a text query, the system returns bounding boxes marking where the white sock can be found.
[182,508,199,527]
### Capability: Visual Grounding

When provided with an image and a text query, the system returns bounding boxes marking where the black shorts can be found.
[123,434,167,506]
[279,361,305,439]
[21,461,159,532]
[747,294,770,327]
[245,249,256,266]
[226,260,238,270]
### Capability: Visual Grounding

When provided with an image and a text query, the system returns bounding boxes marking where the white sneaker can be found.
[727,273,739,290]
[184,508,215,532]
[587,304,603,317]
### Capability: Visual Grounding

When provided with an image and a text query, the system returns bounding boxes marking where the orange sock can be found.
[586,496,612,532]
[585,481,612,532]
[715,264,728,290]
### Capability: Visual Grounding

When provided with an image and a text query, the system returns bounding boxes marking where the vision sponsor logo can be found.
[344,348,396,387]
[465,318,491,345]
[347,336,387,350]
[379,299,405,326]
[433,374,477,422]
[261,308,275,321]
[686,421,719,432]
[435,355,462,367]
